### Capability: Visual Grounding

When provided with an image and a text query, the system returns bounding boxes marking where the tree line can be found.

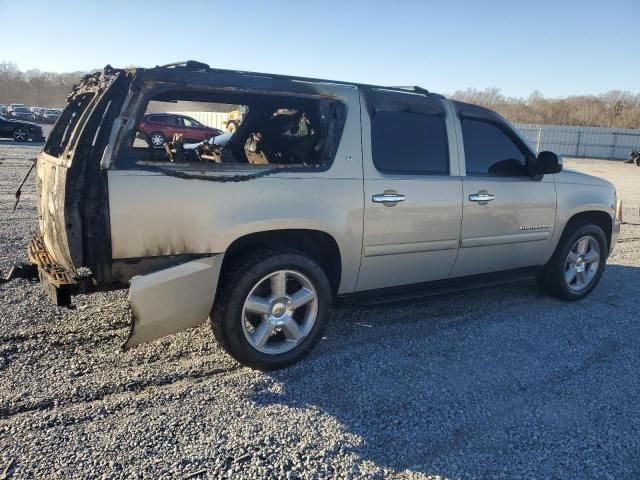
[450,87,640,130]
[0,61,86,108]
[1,62,638,129]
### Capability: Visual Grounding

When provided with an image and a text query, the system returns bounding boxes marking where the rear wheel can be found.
[537,223,607,300]
[13,127,28,142]
[211,248,331,370]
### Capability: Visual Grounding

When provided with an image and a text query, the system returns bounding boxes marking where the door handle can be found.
[372,192,406,205]
[469,192,495,204]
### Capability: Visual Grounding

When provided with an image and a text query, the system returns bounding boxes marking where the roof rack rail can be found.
[157,60,210,71]
[390,86,430,95]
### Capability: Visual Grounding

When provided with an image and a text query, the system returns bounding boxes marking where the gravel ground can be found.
[1,146,639,479]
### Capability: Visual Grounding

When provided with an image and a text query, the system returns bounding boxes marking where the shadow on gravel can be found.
[0,140,44,147]
[251,264,640,478]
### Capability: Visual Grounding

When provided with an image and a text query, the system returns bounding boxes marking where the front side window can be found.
[181,117,200,128]
[461,119,528,176]
[371,110,449,174]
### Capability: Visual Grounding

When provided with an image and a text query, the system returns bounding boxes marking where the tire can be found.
[635,156,640,167]
[211,248,331,370]
[149,131,166,148]
[537,223,607,300]
[12,127,28,142]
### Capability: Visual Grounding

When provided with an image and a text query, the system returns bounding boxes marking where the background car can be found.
[0,114,45,142]
[138,113,223,147]
[42,108,62,124]
[7,105,35,121]
[34,107,46,121]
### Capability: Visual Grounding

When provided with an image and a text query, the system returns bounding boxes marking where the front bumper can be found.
[610,217,621,256]
[610,199,622,255]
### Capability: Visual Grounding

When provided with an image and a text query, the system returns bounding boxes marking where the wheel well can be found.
[563,211,612,250]
[222,230,342,295]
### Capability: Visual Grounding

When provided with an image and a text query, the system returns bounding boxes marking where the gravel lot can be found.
[1,141,639,479]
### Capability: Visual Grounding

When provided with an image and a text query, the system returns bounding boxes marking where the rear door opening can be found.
[36,67,133,281]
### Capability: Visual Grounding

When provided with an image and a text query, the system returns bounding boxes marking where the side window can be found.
[461,119,528,176]
[181,117,198,127]
[371,110,448,175]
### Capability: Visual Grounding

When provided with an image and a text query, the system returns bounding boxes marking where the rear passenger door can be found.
[450,107,556,278]
[357,90,463,291]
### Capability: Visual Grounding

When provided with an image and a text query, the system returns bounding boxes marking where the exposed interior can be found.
[121,89,346,170]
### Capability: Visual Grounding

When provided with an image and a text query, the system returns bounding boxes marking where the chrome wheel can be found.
[241,270,318,355]
[13,128,28,142]
[564,235,600,292]
[150,133,165,147]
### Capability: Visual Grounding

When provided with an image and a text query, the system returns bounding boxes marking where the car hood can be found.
[554,168,614,190]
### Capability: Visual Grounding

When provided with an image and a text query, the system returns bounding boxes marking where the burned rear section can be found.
[33,66,133,304]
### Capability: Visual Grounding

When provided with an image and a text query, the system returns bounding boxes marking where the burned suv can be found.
[28,61,621,370]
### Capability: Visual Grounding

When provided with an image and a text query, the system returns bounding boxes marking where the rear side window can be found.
[461,119,528,176]
[371,109,449,175]
[150,115,172,125]
[118,90,347,171]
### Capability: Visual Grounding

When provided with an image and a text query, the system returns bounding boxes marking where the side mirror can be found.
[529,151,562,178]
[537,151,562,174]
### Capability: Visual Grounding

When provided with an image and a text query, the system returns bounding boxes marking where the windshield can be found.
[14,107,29,113]
[45,110,59,114]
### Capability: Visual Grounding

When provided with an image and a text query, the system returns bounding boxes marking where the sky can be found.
[0,0,638,98]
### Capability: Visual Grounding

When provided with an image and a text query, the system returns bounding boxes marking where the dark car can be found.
[42,108,62,124]
[7,105,35,121]
[138,113,222,147]
[0,115,45,142]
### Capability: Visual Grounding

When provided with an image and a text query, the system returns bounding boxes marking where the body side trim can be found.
[461,231,551,248]
[364,239,459,257]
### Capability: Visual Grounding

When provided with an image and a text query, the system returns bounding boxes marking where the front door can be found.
[451,114,556,278]
[357,91,463,291]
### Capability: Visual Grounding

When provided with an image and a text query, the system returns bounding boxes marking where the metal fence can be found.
[176,111,229,131]
[515,123,640,160]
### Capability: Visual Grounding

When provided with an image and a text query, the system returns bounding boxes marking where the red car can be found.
[138,113,222,147]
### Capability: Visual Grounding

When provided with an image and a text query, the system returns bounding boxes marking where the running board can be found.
[340,267,541,306]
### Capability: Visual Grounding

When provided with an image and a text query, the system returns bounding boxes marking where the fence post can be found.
[536,126,542,153]
[611,132,618,160]
[576,131,581,157]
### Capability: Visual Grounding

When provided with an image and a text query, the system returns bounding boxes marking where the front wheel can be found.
[211,249,331,370]
[537,223,607,300]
